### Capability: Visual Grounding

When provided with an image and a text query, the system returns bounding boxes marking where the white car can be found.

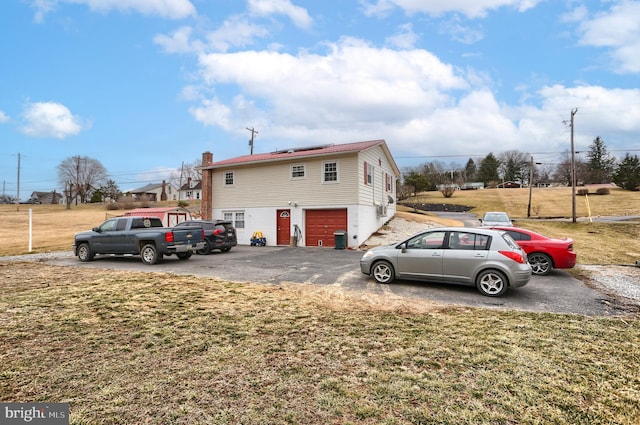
[480,211,513,227]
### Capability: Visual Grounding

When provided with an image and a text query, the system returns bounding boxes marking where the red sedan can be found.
[491,226,577,276]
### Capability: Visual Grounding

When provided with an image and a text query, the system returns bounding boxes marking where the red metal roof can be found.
[204,139,389,168]
[124,207,189,216]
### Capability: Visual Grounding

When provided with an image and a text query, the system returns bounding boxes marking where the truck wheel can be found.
[177,252,192,260]
[77,243,94,262]
[140,244,159,265]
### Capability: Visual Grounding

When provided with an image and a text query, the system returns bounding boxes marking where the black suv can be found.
[175,220,237,255]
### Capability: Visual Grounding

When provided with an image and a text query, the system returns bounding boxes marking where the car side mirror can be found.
[92,227,100,232]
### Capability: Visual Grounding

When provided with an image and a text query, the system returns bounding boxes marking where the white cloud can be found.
[438,16,485,44]
[188,37,484,154]
[385,23,419,49]
[248,0,313,29]
[205,16,270,52]
[20,101,86,139]
[189,98,234,130]
[0,110,9,123]
[31,0,196,22]
[30,0,56,23]
[155,17,270,54]
[361,0,542,19]
[181,33,640,161]
[560,5,588,24]
[576,1,640,73]
[154,26,202,54]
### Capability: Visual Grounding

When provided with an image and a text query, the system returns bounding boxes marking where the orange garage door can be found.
[305,209,348,247]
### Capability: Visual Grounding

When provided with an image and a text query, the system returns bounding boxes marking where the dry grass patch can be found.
[408,186,639,220]
[0,204,110,256]
[1,262,639,424]
[515,220,640,266]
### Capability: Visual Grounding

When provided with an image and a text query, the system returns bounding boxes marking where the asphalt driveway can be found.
[40,245,624,316]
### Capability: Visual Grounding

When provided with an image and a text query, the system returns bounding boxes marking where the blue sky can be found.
[1,0,640,199]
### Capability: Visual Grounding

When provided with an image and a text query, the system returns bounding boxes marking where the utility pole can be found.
[570,108,578,223]
[527,156,534,218]
[16,153,20,210]
[527,156,542,218]
[75,155,81,205]
[246,127,258,155]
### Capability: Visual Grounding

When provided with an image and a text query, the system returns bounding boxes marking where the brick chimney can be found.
[161,180,167,201]
[201,152,213,220]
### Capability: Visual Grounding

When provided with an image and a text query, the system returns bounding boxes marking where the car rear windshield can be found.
[484,213,509,222]
[500,232,520,249]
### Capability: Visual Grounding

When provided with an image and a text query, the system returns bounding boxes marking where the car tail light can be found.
[213,229,222,236]
[165,232,174,243]
[499,250,526,264]
[202,229,206,239]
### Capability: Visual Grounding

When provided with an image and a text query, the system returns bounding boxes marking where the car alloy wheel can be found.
[476,270,508,296]
[528,253,552,276]
[372,261,395,284]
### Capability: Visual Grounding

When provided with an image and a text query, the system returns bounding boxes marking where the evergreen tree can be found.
[585,136,616,184]
[403,170,430,195]
[477,153,501,185]
[613,153,640,191]
[464,158,477,181]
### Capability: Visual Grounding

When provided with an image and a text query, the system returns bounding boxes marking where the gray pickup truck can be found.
[73,216,205,265]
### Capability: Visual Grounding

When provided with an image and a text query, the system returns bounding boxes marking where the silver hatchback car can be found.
[360,227,531,296]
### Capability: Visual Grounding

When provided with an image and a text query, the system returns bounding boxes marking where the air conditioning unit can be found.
[376,205,387,217]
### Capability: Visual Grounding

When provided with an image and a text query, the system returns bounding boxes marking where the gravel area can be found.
[576,264,640,304]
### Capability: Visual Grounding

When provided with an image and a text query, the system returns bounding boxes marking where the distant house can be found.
[124,207,191,227]
[460,182,484,190]
[179,178,202,201]
[28,191,64,204]
[496,181,522,189]
[436,183,460,191]
[128,180,178,201]
[199,139,400,249]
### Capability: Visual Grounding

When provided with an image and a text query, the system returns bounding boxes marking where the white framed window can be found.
[323,161,338,183]
[223,211,245,229]
[365,162,373,185]
[224,171,234,186]
[291,164,306,179]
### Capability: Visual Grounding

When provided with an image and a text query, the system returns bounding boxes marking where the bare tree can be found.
[57,156,108,204]
[553,151,588,186]
[169,159,203,194]
[499,150,528,184]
